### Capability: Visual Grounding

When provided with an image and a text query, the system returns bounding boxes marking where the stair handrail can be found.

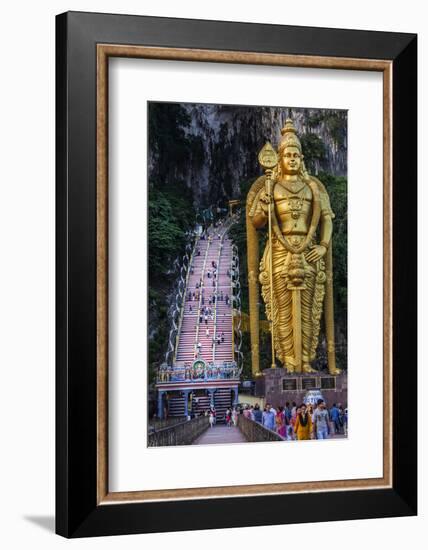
[194,225,213,356]
[211,224,228,361]
[212,216,236,361]
[164,239,195,366]
[173,237,199,363]
[231,234,243,374]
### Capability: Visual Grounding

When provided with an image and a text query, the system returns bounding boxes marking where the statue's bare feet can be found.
[329,368,342,375]
[285,364,295,374]
[302,363,317,373]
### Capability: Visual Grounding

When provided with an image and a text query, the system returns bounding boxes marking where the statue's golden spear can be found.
[258,142,278,369]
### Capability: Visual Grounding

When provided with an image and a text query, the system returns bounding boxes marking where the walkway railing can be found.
[148,416,186,432]
[148,415,210,447]
[237,413,284,442]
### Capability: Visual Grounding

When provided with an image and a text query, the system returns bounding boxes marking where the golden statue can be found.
[246,119,340,376]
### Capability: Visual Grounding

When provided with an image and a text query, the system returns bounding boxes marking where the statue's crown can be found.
[279,118,302,152]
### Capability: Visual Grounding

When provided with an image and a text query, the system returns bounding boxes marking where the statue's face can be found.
[280,145,301,175]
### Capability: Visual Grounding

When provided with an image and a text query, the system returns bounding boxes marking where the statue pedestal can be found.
[262,368,347,408]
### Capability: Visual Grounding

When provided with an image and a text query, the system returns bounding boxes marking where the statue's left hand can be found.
[306,245,327,263]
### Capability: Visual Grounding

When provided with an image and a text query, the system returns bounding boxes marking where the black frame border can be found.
[56,11,417,538]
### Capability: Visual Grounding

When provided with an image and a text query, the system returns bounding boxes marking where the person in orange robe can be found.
[294,404,313,440]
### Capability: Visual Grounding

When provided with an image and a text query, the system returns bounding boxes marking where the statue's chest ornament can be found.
[276,181,307,219]
[269,178,321,255]
[289,197,304,219]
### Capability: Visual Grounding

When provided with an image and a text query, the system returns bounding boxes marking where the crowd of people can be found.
[201,400,347,440]
[206,407,240,428]
[242,400,348,440]
[187,286,230,307]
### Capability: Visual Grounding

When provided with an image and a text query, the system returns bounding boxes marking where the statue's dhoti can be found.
[259,235,326,371]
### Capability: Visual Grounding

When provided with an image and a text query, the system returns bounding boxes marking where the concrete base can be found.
[262,367,347,408]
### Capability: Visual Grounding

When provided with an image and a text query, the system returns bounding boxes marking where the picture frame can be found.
[56,11,417,538]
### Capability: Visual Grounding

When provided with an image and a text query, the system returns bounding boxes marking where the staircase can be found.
[167,397,185,417]
[191,394,211,416]
[214,388,233,423]
[175,223,234,366]
[190,389,233,423]
[156,215,240,421]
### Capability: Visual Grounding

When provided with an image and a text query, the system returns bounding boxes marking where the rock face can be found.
[149,103,347,207]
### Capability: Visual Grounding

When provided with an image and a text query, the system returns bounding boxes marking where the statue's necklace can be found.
[279,178,306,195]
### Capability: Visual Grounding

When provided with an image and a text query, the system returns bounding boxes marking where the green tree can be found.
[147,187,196,382]
[300,133,326,172]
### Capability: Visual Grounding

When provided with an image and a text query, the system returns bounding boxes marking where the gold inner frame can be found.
[96,44,393,505]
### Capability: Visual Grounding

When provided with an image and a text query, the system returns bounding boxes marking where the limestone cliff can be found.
[149,103,347,207]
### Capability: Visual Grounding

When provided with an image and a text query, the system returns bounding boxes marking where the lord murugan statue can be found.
[246,119,340,376]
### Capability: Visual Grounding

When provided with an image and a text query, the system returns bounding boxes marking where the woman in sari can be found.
[275,406,287,438]
[294,404,313,441]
